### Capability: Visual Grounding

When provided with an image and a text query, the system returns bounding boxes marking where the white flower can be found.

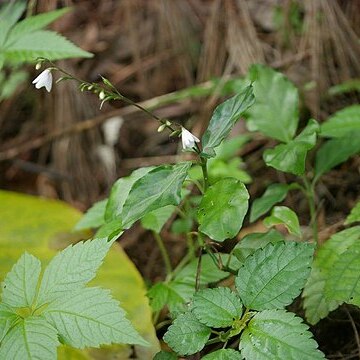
[32,69,53,92]
[181,126,200,150]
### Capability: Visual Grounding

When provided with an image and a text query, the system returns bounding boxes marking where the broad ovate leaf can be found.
[121,162,191,228]
[163,311,211,356]
[44,287,147,348]
[0,316,59,360]
[263,206,301,236]
[201,85,255,157]
[250,183,289,222]
[314,132,360,181]
[246,64,299,143]
[1,252,41,308]
[198,178,249,242]
[263,119,319,176]
[240,310,324,359]
[36,237,113,306]
[302,227,360,324]
[192,287,242,327]
[320,105,360,138]
[236,241,314,310]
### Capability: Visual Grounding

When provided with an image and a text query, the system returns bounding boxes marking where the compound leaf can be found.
[201,85,255,157]
[240,310,324,360]
[192,287,243,328]
[250,183,289,222]
[263,206,301,236]
[198,178,249,242]
[0,316,59,360]
[163,311,211,356]
[236,242,314,310]
[1,252,41,308]
[36,237,112,306]
[246,65,299,143]
[43,287,147,348]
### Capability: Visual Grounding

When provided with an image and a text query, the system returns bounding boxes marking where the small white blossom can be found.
[99,91,106,100]
[181,126,200,150]
[32,69,53,92]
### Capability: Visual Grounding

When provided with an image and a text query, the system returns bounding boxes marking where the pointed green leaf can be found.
[246,65,299,143]
[121,162,191,228]
[198,178,249,242]
[36,238,112,306]
[250,184,289,222]
[147,282,184,312]
[141,205,175,233]
[0,303,18,342]
[325,240,360,306]
[163,311,211,355]
[320,105,360,138]
[5,8,70,45]
[105,167,154,222]
[233,229,284,263]
[4,30,92,62]
[314,132,360,181]
[201,85,255,157]
[43,287,147,348]
[154,351,177,360]
[240,310,324,359]
[74,199,107,231]
[0,1,26,46]
[202,349,242,360]
[0,316,59,360]
[345,201,360,225]
[263,119,319,176]
[263,206,301,236]
[1,252,41,308]
[192,287,243,327]
[236,242,314,310]
[303,227,360,324]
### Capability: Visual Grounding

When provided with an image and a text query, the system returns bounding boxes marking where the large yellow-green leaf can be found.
[0,190,159,359]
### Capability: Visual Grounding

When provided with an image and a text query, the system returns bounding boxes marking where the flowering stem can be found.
[200,157,209,192]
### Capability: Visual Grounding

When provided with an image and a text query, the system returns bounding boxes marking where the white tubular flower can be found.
[32,69,53,92]
[181,126,200,150]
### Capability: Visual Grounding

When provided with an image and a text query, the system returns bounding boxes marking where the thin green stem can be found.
[200,158,209,192]
[302,177,318,244]
[153,231,172,276]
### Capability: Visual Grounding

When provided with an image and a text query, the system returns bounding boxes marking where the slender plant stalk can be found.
[200,158,209,191]
[153,231,172,276]
[303,177,318,244]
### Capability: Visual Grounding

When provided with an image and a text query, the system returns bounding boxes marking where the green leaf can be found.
[4,30,92,62]
[0,70,28,101]
[250,184,289,222]
[105,167,154,222]
[263,119,319,176]
[1,252,41,308]
[246,65,299,143]
[0,1,26,46]
[153,351,178,360]
[0,303,18,342]
[236,241,314,310]
[263,206,301,236]
[147,282,184,313]
[328,79,360,96]
[44,287,147,348]
[302,227,360,324]
[202,349,242,360]
[314,132,360,181]
[201,85,255,157]
[73,199,107,230]
[345,201,360,225]
[233,229,285,263]
[171,218,193,234]
[36,237,113,306]
[192,287,242,327]
[121,162,191,228]
[141,205,175,233]
[5,8,70,45]
[0,316,59,360]
[198,178,249,242]
[325,240,360,306]
[320,105,360,138]
[240,310,324,359]
[163,311,211,355]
